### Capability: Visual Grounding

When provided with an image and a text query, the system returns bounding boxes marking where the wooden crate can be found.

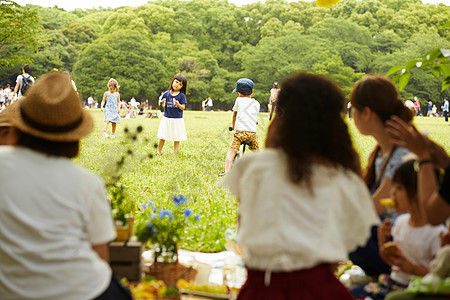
[109,241,144,282]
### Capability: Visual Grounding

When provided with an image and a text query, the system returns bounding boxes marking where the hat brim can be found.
[9,100,94,142]
[232,88,237,93]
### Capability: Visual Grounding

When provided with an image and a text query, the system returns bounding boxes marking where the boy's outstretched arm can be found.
[231,111,237,130]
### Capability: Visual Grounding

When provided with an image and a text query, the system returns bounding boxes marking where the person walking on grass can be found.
[100,78,121,138]
[219,78,259,176]
[157,73,187,155]
[13,64,34,100]
[442,97,449,123]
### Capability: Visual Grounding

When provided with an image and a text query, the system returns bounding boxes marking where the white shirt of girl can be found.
[222,149,379,272]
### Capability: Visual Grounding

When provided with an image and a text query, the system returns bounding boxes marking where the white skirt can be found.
[157,116,187,141]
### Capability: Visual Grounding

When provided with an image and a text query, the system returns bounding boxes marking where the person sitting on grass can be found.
[0,72,131,300]
[351,160,445,300]
[383,116,450,300]
[219,78,260,176]
[223,72,379,299]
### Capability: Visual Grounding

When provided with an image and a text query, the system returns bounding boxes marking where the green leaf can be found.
[405,59,421,70]
[423,48,441,62]
[441,82,450,92]
[440,64,450,78]
[386,65,404,77]
[431,66,441,78]
[443,21,450,28]
[398,71,411,91]
[392,73,401,85]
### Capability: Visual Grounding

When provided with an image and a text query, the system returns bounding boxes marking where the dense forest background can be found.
[1,0,449,110]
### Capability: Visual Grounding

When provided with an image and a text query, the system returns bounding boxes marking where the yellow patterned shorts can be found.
[230,131,259,151]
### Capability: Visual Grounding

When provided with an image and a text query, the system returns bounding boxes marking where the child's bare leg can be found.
[103,121,109,133]
[111,123,117,134]
[173,141,180,155]
[158,139,165,154]
[225,148,238,173]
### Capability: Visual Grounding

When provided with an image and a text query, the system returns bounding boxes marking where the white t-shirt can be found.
[16,74,35,98]
[4,88,11,100]
[232,97,260,132]
[222,149,379,272]
[391,213,445,285]
[0,147,116,300]
[404,100,414,109]
[207,98,213,107]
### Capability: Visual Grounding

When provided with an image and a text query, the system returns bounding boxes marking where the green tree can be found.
[0,0,45,66]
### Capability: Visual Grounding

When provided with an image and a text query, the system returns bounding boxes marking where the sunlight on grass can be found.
[75,110,449,252]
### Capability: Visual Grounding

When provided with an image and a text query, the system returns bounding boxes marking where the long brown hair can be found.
[350,75,413,188]
[273,72,361,184]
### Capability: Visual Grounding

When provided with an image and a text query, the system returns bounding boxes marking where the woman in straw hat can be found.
[0,105,18,145]
[0,73,131,300]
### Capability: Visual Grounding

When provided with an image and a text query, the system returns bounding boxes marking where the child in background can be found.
[157,73,187,155]
[219,78,260,176]
[100,78,121,138]
[352,160,446,299]
[223,72,379,299]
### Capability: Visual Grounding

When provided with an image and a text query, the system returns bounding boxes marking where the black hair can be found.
[273,72,361,184]
[168,73,187,95]
[15,129,80,158]
[23,64,31,74]
[392,160,417,203]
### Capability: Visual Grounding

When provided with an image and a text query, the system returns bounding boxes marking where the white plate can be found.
[180,289,231,299]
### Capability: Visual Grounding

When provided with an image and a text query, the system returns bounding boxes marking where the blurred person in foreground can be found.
[0,104,18,145]
[0,72,131,300]
[223,72,379,299]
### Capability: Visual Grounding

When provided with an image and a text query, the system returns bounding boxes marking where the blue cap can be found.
[232,78,254,94]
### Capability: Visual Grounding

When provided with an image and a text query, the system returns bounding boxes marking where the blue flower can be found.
[148,201,154,207]
[146,223,156,234]
[159,209,173,220]
[141,203,148,210]
[184,209,193,217]
[195,214,201,222]
[151,213,156,219]
[152,206,158,212]
[173,195,187,206]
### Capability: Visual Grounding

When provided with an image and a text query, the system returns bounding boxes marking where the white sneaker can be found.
[110,134,115,138]
[102,132,109,137]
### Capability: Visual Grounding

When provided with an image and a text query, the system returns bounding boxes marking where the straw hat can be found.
[8,72,93,142]
[0,106,12,127]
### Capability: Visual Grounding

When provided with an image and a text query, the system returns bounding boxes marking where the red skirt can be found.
[237,264,353,300]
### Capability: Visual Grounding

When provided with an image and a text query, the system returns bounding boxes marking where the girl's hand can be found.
[101,108,104,112]
[440,231,450,247]
[377,219,392,247]
[173,99,179,106]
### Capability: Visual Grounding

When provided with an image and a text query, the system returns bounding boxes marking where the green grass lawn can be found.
[75,110,449,252]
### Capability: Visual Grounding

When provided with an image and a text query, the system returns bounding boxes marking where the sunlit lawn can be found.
[75,109,449,252]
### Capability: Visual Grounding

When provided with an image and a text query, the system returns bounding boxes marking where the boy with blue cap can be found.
[219,78,260,176]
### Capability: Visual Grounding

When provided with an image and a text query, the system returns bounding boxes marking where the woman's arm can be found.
[372,177,392,216]
[92,243,109,262]
[13,81,20,96]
